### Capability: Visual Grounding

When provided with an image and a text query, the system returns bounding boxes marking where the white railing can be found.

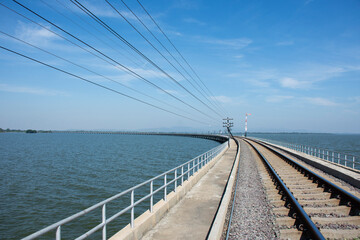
[251,137,360,170]
[22,140,228,240]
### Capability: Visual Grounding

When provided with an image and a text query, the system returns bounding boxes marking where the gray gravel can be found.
[226,140,277,239]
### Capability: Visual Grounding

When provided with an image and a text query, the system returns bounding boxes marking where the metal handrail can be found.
[250,137,360,170]
[22,140,229,240]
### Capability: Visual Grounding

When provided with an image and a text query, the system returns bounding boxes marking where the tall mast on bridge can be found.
[223,117,234,137]
[245,113,251,137]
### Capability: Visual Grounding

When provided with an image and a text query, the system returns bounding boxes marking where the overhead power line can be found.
[41,0,143,71]
[116,0,226,117]
[136,0,229,116]
[0,30,204,121]
[43,0,180,95]
[9,0,218,121]
[106,0,222,116]
[70,0,222,118]
[0,45,211,125]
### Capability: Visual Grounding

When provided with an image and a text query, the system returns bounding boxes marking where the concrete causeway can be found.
[141,139,237,240]
[110,137,360,240]
[110,139,238,240]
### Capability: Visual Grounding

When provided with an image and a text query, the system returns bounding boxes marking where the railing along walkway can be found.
[22,140,228,240]
[137,139,238,240]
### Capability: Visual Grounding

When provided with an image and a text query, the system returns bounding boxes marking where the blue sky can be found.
[0,0,359,133]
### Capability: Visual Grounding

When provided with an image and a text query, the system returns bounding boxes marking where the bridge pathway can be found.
[139,139,237,240]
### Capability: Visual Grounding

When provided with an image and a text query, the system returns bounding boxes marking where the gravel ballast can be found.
[226,139,277,239]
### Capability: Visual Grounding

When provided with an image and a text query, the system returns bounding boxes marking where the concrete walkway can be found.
[141,139,238,240]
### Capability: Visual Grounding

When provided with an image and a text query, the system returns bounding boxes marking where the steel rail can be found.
[252,139,360,212]
[244,139,325,240]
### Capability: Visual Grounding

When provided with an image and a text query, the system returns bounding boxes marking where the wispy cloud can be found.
[171,0,199,10]
[277,41,294,46]
[234,54,244,59]
[227,63,360,90]
[167,30,183,37]
[279,77,310,89]
[304,97,338,106]
[15,22,59,46]
[70,1,120,18]
[226,68,277,88]
[199,37,252,50]
[0,84,67,96]
[351,96,360,104]
[266,95,294,103]
[183,18,206,26]
[212,95,232,103]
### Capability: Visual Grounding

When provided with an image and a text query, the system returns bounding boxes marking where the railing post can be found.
[174,169,177,192]
[192,160,195,175]
[332,152,334,162]
[150,181,153,213]
[327,151,329,161]
[56,226,61,240]
[187,162,190,179]
[338,153,340,164]
[164,174,167,201]
[181,166,184,185]
[353,156,355,169]
[345,155,347,167]
[102,204,106,240]
[131,190,134,228]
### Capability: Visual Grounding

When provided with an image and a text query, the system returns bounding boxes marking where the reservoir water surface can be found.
[1,132,359,238]
[0,133,219,239]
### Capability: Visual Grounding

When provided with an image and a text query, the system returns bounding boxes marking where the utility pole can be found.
[223,117,234,147]
[244,113,251,137]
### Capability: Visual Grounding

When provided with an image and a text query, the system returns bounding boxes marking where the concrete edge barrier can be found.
[109,145,229,240]
[263,141,360,189]
[207,138,241,239]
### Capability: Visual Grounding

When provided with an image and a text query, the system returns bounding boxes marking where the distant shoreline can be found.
[1,128,359,135]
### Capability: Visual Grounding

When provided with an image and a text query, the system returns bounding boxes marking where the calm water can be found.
[245,133,360,157]
[0,133,219,239]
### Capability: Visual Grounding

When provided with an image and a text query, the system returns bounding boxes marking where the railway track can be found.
[242,138,360,239]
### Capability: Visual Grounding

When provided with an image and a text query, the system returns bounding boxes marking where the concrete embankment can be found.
[110,139,239,240]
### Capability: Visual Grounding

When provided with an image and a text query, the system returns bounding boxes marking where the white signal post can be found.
[245,113,251,137]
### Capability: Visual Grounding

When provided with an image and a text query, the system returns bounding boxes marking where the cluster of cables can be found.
[0,0,229,126]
